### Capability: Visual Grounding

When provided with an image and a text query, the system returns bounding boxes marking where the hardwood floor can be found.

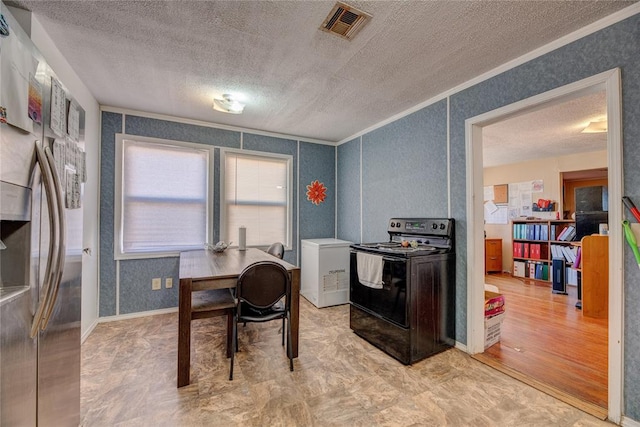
[480,273,608,413]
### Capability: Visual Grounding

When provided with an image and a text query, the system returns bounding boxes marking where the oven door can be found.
[349,250,408,327]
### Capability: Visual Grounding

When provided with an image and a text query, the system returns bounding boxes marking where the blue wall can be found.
[336,13,640,420]
[99,114,335,316]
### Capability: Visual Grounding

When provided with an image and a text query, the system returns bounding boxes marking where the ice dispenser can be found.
[0,181,32,300]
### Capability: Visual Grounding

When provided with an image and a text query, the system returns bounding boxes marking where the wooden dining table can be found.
[177,248,300,387]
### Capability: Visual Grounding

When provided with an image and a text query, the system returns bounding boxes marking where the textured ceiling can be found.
[483,90,607,168]
[7,0,635,148]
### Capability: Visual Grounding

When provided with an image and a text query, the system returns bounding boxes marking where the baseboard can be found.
[472,353,608,420]
[81,319,98,344]
[98,307,178,323]
[623,416,640,427]
[454,341,468,352]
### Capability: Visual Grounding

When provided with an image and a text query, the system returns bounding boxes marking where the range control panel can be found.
[387,218,454,237]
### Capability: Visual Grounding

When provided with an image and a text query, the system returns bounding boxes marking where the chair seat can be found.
[239,308,285,323]
[191,289,235,313]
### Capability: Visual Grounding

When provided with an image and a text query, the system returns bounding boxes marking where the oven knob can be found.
[395,222,401,227]
[440,223,446,230]
[432,223,438,230]
[390,222,395,228]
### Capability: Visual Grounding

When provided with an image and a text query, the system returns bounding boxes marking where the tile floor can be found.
[81,299,613,426]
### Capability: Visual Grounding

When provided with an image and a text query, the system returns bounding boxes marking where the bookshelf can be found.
[511,219,576,282]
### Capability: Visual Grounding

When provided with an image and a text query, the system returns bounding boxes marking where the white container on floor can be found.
[301,239,352,308]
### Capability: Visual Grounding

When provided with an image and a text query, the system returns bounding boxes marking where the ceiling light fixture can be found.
[581,119,607,133]
[213,94,245,114]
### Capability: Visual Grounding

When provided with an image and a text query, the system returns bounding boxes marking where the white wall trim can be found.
[335,145,338,238]
[100,106,334,146]
[454,341,468,353]
[359,136,363,244]
[296,140,300,264]
[98,307,178,323]
[447,96,451,218]
[115,260,120,316]
[337,3,640,146]
[465,68,623,424]
[606,68,624,425]
[80,318,99,344]
[622,416,640,427]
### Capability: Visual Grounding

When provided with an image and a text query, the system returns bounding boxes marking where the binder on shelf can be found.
[557,226,570,241]
[514,261,526,277]
[561,246,576,264]
[529,262,536,278]
[535,263,543,279]
[523,243,530,258]
[574,246,582,269]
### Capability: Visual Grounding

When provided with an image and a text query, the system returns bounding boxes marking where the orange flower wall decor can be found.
[306,180,327,205]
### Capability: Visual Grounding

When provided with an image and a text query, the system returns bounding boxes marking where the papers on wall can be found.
[484,186,495,202]
[485,204,508,225]
[484,184,509,224]
[532,179,544,193]
[508,181,538,218]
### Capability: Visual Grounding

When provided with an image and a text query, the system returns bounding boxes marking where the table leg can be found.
[290,268,300,358]
[177,277,192,387]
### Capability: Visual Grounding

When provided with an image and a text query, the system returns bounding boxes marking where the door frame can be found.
[464,68,623,423]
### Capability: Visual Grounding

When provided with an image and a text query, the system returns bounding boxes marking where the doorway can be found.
[464,69,623,423]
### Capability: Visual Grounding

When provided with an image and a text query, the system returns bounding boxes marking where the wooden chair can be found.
[230,261,292,380]
[190,289,236,359]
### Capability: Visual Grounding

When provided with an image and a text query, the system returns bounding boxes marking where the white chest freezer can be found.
[301,239,352,308]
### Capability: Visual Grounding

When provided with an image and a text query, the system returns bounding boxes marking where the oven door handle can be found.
[351,250,406,263]
[382,256,406,262]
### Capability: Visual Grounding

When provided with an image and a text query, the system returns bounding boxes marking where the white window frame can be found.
[220,148,293,250]
[114,133,214,260]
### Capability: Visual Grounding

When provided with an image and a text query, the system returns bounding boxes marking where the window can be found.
[221,149,292,248]
[115,135,213,258]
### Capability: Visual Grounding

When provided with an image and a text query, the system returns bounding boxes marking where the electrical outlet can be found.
[165,278,173,289]
[152,278,161,290]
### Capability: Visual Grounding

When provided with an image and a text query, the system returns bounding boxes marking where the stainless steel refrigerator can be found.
[1,4,83,426]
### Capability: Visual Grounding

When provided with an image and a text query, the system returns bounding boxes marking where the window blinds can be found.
[122,140,208,253]
[224,152,288,247]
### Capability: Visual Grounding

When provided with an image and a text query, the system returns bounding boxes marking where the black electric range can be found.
[349,218,456,364]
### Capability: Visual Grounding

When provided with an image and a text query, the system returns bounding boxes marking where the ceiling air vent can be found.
[320,2,371,40]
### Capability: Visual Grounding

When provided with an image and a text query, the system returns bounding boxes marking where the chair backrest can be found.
[266,242,285,259]
[236,261,290,313]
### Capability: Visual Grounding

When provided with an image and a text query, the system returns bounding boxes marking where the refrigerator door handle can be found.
[30,142,59,338]
[41,145,67,330]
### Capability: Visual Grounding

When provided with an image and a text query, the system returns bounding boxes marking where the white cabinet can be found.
[301,239,352,308]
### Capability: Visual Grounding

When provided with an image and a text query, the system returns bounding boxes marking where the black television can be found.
[575,211,608,241]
